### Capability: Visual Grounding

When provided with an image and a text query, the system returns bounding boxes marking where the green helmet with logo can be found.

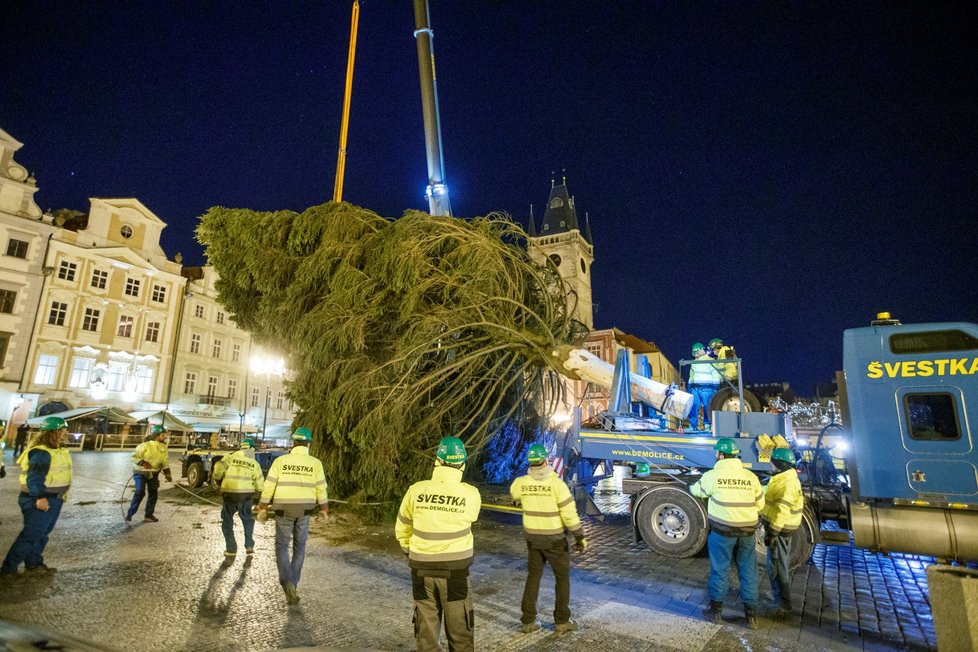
[436,436,467,464]
[151,424,168,436]
[692,342,706,355]
[714,437,740,455]
[241,437,256,449]
[292,427,312,442]
[771,447,796,465]
[527,444,549,465]
[41,416,68,431]
[708,338,723,349]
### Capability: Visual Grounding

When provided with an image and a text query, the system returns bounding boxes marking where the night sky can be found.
[2,2,976,397]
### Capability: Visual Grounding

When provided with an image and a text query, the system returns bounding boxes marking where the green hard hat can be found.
[151,424,168,436]
[714,437,740,455]
[692,342,705,354]
[292,427,312,442]
[40,416,68,431]
[708,338,723,348]
[771,447,796,465]
[241,437,256,449]
[635,462,651,475]
[436,436,467,463]
[527,444,549,465]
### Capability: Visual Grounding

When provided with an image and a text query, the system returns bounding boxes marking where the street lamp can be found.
[250,353,285,444]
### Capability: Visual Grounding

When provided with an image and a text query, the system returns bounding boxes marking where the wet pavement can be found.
[0,451,939,651]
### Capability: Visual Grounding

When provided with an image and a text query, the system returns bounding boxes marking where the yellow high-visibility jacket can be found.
[19,445,72,497]
[714,345,738,381]
[132,440,169,473]
[396,465,481,570]
[260,446,327,516]
[760,468,804,534]
[215,449,264,497]
[509,463,582,546]
[690,457,764,537]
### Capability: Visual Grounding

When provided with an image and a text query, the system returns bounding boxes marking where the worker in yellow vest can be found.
[258,427,328,605]
[396,436,481,652]
[1,416,72,579]
[126,424,172,523]
[213,437,264,559]
[691,437,765,629]
[761,447,804,618]
[509,444,586,634]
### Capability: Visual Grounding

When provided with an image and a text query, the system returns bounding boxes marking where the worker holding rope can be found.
[125,425,172,523]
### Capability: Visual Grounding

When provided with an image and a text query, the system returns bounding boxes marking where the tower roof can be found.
[540,179,580,236]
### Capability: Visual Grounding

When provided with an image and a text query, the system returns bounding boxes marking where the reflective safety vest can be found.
[760,468,804,535]
[216,450,264,497]
[714,345,738,381]
[20,445,72,497]
[395,465,482,570]
[689,356,723,386]
[690,457,764,537]
[132,440,170,473]
[509,464,582,546]
[260,446,327,515]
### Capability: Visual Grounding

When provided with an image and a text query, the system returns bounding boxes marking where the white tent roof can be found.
[28,406,136,426]
[128,410,194,432]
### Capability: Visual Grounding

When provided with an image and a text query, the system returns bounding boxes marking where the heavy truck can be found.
[557,313,978,568]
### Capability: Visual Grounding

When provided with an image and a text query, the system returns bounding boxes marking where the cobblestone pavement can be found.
[0,451,937,651]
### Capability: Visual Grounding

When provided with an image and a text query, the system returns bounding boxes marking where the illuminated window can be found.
[152,284,167,303]
[0,289,16,314]
[136,366,154,394]
[145,321,160,343]
[108,362,127,391]
[69,358,92,388]
[184,372,197,394]
[58,261,77,281]
[125,277,140,297]
[5,239,28,258]
[117,315,134,338]
[190,333,201,354]
[550,198,564,209]
[34,354,59,385]
[82,308,100,331]
[91,269,108,289]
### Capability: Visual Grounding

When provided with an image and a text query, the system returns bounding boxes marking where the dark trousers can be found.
[707,530,759,610]
[411,569,474,652]
[766,534,792,606]
[14,437,27,458]
[2,494,64,572]
[127,473,159,518]
[221,496,255,553]
[521,539,571,625]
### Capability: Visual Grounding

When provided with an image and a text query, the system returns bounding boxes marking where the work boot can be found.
[555,620,578,633]
[245,547,255,555]
[125,512,133,522]
[774,602,791,620]
[283,582,300,605]
[702,601,723,624]
[26,564,56,574]
[744,608,758,630]
[144,515,159,523]
[520,621,541,634]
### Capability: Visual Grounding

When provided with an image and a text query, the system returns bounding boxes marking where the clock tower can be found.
[527,175,594,330]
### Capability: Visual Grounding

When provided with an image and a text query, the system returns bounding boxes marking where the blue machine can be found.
[563,314,978,564]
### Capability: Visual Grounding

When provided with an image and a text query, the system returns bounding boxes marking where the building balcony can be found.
[197,394,233,407]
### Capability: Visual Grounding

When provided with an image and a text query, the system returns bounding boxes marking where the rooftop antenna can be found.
[413,0,452,216]
[332,1,360,203]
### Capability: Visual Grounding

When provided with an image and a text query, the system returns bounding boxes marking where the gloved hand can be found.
[315,507,329,522]
[763,527,774,547]
[139,460,153,470]
[0,465,6,479]
[164,471,173,482]
[257,509,268,523]
[573,536,588,553]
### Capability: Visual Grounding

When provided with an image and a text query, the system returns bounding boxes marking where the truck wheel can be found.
[709,387,762,413]
[635,485,708,558]
[789,508,818,570]
[186,460,205,488]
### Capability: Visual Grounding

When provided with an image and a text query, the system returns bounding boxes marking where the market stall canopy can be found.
[128,410,193,432]
[262,423,295,439]
[191,423,222,433]
[28,406,136,426]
